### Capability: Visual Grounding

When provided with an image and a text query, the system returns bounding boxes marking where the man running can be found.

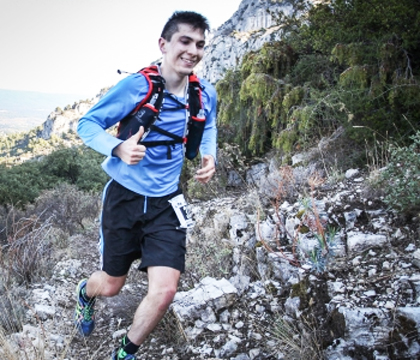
[74,11,217,359]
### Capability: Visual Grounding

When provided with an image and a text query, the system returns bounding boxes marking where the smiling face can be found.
[159,23,205,80]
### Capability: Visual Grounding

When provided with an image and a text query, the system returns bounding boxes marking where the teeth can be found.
[182,57,194,65]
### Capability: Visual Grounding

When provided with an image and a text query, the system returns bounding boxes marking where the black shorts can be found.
[99,180,187,277]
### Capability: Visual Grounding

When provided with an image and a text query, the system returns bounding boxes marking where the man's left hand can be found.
[195,155,215,184]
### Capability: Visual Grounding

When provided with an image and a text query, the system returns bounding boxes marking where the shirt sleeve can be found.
[199,79,218,162]
[77,73,149,157]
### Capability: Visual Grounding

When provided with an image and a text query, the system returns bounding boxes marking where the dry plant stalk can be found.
[257,166,301,267]
[257,167,328,269]
[171,308,189,342]
[308,174,329,253]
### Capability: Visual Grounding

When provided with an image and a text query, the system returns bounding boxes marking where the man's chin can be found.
[179,67,195,76]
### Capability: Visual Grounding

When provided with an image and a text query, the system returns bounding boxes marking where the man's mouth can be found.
[181,57,196,66]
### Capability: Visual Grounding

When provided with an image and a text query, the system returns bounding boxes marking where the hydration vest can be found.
[116,65,206,160]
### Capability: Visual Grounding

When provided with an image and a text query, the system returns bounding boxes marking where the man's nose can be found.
[187,44,198,55]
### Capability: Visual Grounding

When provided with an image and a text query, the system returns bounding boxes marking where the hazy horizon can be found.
[0,88,91,134]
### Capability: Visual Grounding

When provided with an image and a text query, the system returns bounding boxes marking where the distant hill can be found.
[0,89,90,134]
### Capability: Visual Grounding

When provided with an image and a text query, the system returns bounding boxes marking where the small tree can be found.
[379,131,420,214]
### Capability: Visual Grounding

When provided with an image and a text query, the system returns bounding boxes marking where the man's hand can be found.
[113,127,147,165]
[195,155,216,184]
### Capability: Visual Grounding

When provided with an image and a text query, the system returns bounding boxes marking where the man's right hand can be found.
[113,126,147,165]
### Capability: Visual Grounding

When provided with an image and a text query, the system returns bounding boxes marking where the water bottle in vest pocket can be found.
[185,109,206,160]
[117,91,162,142]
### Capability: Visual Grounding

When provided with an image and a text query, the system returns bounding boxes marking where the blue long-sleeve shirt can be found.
[77,71,217,197]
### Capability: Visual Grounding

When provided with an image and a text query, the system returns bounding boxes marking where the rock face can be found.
[40,88,108,140]
[198,0,294,84]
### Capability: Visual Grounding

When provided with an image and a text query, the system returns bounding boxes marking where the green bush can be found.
[216,0,420,161]
[0,146,107,209]
[379,131,420,214]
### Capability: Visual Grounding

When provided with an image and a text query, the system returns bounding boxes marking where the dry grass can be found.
[2,215,54,284]
[267,314,325,360]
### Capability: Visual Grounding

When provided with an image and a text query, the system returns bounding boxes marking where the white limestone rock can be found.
[347,232,389,253]
[171,277,238,322]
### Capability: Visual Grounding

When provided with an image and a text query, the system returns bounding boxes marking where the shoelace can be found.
[78,299,95,321]
[117,348,130,359]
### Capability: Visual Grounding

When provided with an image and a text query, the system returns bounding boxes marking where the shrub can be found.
[1,215,54,284]
[379,131,420,214]
[216,0,420,160]
[34,183,101,235]
[0,146,107,209]
[264,312,325,359]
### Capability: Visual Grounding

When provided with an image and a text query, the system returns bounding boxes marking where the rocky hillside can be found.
[2,1,419,359]
[5,148,420,359]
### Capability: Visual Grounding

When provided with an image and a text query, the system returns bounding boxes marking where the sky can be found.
[0,0,242,97]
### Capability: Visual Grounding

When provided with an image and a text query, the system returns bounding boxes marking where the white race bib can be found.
[169,194,195,229]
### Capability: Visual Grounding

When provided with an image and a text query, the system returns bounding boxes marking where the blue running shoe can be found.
[111,348,136,359]
[74,279,96,336]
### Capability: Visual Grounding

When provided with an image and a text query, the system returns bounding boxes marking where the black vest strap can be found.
[140,125,184,159]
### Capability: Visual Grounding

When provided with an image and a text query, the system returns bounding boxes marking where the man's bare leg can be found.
[85,270,127,298]
[127,266,180,345]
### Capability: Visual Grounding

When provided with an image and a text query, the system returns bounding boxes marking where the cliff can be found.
[40,88,108,140]
[197,0,295,84]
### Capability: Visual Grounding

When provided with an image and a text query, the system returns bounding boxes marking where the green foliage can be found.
[0,146,107,208]
[307,226,338,273]
[379,131,420,214]
[303,0,420,54]
[307,0,420,142]
[217,41,298,156]
[0,161,48,207]
[216,0,420,161]
[0,125,81,165]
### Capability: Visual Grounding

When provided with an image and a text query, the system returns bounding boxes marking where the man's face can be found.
[159,24,205,78]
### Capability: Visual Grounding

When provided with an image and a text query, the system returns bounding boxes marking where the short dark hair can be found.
[161,11,210,41]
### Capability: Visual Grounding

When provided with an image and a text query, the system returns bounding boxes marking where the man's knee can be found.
[149,286,177,311]
[101,282,123,297]
[147,266,180,311]
[89,272,126,297]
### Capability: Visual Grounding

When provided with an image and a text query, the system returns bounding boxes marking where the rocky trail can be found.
[8,165,420,360]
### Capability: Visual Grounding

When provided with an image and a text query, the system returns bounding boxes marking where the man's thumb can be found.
[132,126,145,141]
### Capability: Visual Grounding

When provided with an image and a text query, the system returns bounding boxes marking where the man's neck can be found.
[160,65,188,97]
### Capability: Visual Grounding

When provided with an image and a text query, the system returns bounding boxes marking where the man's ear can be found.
[158,37,167,54]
